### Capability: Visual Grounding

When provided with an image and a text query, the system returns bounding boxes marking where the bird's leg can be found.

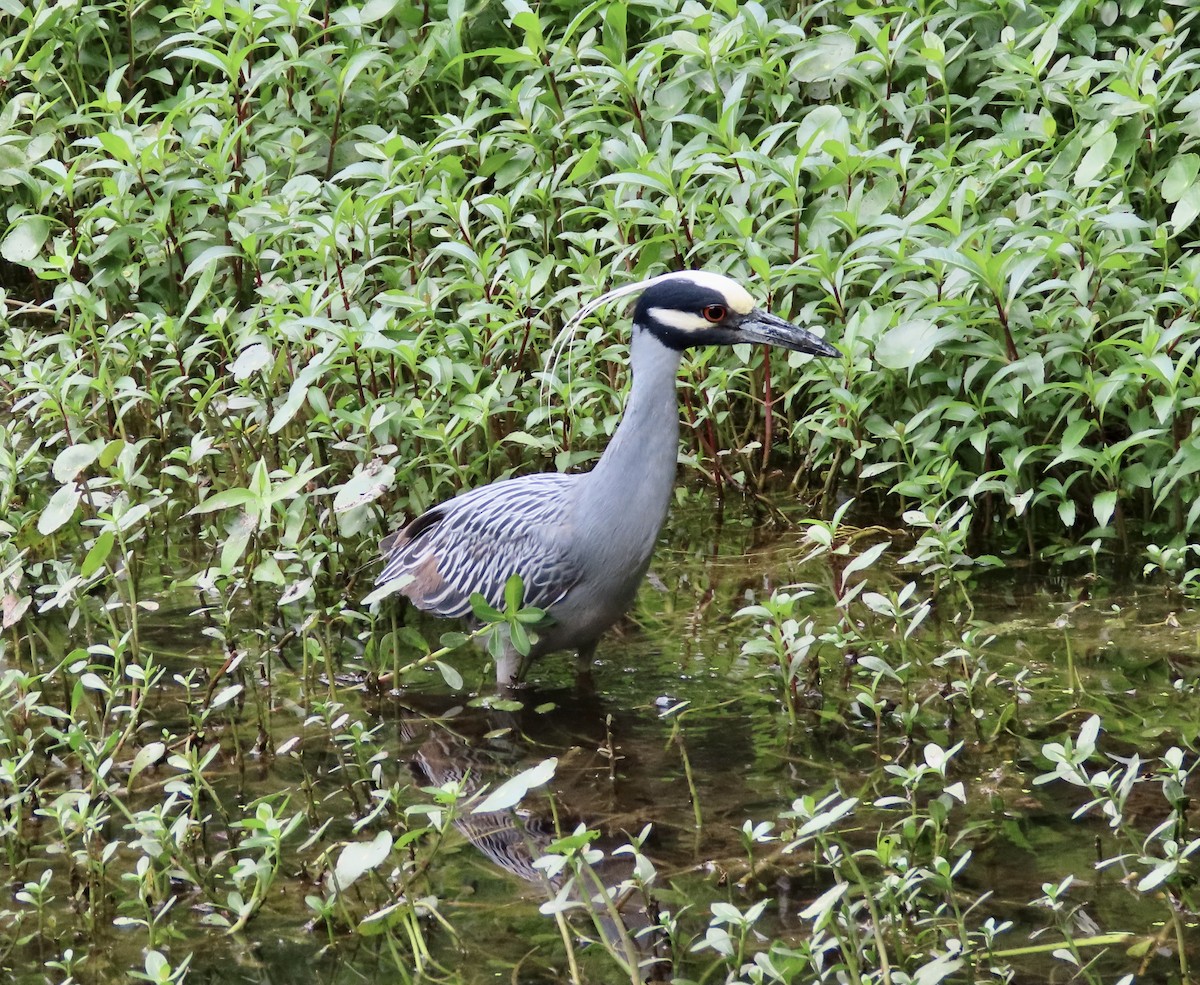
[574,641,597,691]
[494,645,524,688]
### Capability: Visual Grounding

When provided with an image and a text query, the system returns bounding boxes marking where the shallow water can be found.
[5,503,1199,984]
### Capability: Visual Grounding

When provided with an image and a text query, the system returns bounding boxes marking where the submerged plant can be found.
[1038,716,1199,967]
[3,0,1200,982]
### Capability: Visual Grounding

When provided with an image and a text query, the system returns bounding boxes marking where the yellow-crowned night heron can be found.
[377,271,837,684]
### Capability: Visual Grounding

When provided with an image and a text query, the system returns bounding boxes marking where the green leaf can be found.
[129,742,166,783]
[116,501,156,532]
[913,954,964,985]
[269,380,311,434]
[358,0,399,22]
[143,951,170,982]
[80,672,110,694]
[252,556,285,585]
[858,655,900,680]
[220,520,254,571]
[38,483,81,535]
[99,439,124,468]
[52,443,99,483]
[874,319,949,371]
[333,465,395,513]
[1030,24,1058,72]
[362,574,413,606]
[278,577,313,607]
[840,541,890,588]
[96,130,135,163]
[469,593,504,622]
[231,343,272,381]
[331,831,393,893]
[249,459,271,499]
[792,32,856,83]
[434,660,463,690]
[1058,500,1076,527]
[0,144,24,185]
[358,901,407,936]
[1,215,50,264]
[1074,129,1116,186]
[1092,490,1117,528]
[188,488,255,515]
[509,620,531,656]
[165,45,232,77]
[81,531,116,579]
[1162,154,1199,203]
[798,881,848,922]
[1171,184,1200,233]
[473,757,557,814]
[503,573,525,613]
[512,9,544,50]
[182,244,238,282]
[566,142,601,184]
[209,684,243,709]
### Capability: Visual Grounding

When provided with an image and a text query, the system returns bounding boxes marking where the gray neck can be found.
[578,328,682,555]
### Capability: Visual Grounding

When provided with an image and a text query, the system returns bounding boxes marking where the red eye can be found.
[702,304,727,323]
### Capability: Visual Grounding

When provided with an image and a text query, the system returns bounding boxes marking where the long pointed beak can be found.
[739,309,838,357]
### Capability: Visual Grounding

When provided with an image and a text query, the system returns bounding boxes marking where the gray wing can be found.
[377,473,581,619]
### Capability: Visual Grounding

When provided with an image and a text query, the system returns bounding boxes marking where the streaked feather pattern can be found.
[378,472,582,619]
[374,271,837,684]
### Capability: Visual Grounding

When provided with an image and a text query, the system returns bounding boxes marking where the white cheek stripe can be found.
[647,307,711,333]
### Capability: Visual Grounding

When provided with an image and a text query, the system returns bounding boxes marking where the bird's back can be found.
[378,472,583,620]
[374,269,837,684]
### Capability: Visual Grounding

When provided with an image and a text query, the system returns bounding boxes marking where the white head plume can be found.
[541,270,753,404]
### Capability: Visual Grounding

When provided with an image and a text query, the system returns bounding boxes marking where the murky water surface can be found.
[9,504,1199,983]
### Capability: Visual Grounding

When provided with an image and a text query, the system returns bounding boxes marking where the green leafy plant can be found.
[4,0,1200,982]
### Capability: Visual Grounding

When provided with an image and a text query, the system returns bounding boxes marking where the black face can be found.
[632,279,745,351]
[633,277,839,358]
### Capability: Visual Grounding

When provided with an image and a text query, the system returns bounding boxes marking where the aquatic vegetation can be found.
[2,0,1200,982]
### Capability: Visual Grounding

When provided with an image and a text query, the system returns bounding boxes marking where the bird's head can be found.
[630,271,838,357]
[545,270,837,393]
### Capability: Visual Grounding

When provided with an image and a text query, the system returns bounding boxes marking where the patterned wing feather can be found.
[378,473,580,619]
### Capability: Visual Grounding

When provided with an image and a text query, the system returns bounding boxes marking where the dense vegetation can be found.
[2,0,1198,983]
[7,0,1200,585]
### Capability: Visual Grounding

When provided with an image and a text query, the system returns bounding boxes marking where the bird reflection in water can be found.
[394,689,673,983]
